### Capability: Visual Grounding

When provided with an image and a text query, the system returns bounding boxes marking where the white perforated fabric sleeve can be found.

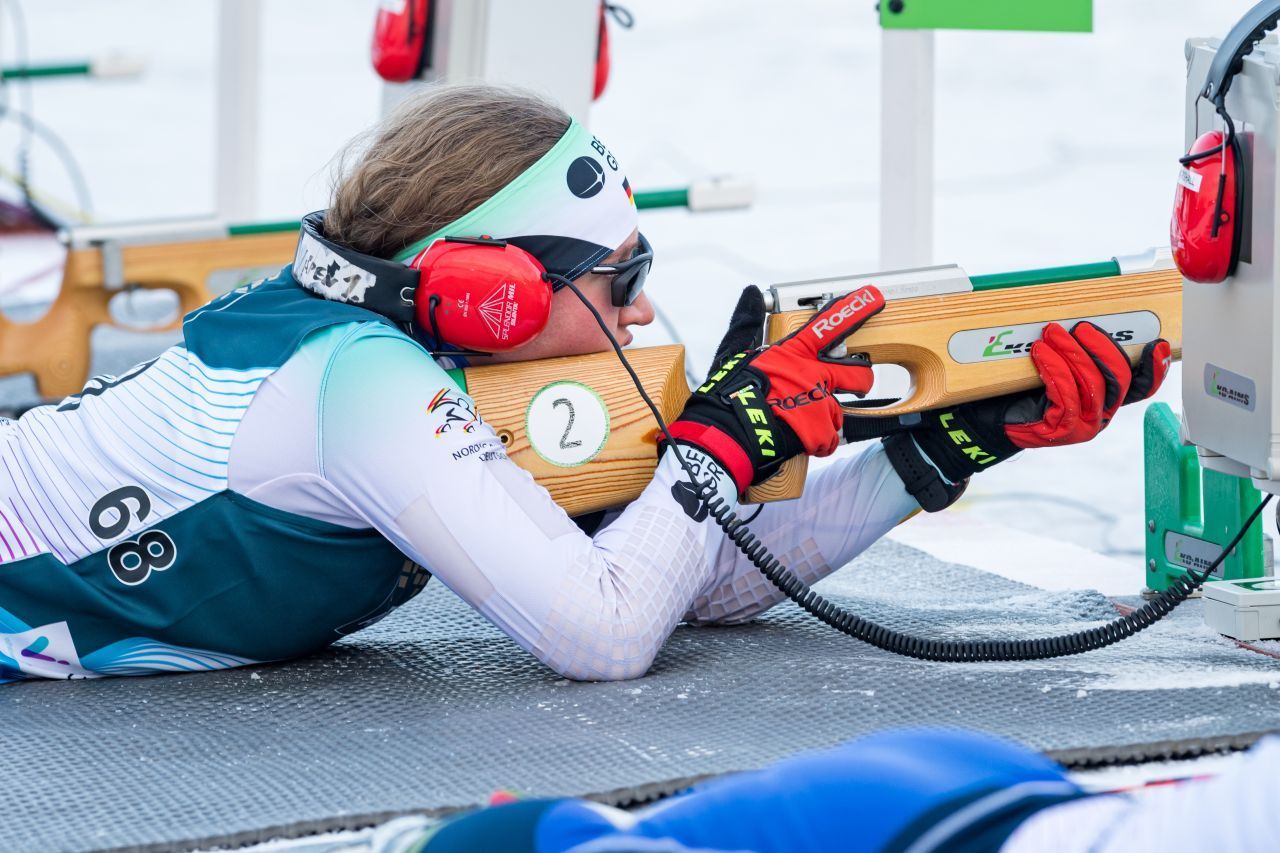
[1002,737,1280,852]
[687,447,920,625]
[247,327,919,681]
[229,324,371,528]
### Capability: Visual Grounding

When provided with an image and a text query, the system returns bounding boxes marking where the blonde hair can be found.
[326,83,570,259]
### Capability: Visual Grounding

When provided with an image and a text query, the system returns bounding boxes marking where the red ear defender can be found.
[1171,130,1239,284]
[593,0,610,100]
[371,0,430,83]
[410,239,552,352]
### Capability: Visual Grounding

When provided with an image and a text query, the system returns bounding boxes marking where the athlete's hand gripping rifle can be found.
[745,251,1183,503]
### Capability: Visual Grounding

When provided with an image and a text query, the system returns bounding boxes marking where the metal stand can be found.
[216,0,261,222]
[879,28,934,270]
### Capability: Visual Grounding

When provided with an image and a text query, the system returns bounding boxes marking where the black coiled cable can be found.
[702,491,1271,662]
[552,271,1271,663]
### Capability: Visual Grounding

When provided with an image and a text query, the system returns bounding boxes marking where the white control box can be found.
[1203,578,1280,641]
[1181,37,1280,493]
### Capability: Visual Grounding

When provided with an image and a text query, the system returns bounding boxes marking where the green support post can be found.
[633,188,689,210]
[2,62,93,80]
[222,187,696,240]
[1144,403,1265,591]
[879,0,1092,33]
[228,220,301,236]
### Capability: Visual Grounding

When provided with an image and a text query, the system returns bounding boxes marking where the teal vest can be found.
[0,267,429,677]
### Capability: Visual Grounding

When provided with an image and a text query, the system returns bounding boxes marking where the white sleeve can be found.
[319,333,925,678]
[318,333,744,681]
[1003,737,1280,853]
[684,443,920,625]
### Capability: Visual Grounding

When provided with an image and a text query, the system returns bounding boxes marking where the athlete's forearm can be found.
[683,442,919,625]
[382,446,739,681]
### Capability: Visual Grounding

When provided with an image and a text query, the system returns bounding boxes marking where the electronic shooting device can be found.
[1176,3,1280,643]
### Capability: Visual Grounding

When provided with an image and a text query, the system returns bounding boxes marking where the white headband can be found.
[392,119,638,280]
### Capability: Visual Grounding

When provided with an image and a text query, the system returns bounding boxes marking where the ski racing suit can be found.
[0,266,917,682]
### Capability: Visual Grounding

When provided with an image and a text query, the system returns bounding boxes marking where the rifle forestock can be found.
[744,263,1183,504]
[763,266,1183,417]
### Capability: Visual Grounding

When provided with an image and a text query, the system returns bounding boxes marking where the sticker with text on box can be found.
[526,381,611,467]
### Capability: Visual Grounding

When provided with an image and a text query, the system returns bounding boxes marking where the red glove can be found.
[668,286,885,492]
[753,287,883,456]
[1005,321,1172,448]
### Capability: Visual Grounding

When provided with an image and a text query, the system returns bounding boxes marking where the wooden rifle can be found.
[470,252,1183,510]
[0,221,296,398]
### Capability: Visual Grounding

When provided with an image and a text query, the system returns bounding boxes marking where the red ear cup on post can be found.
[410,240,552,351]
[593,1,610,100]
[1172,130,1239,284]
[371,0,430,83]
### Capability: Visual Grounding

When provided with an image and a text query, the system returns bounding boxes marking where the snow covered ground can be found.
[1,2,1275,844]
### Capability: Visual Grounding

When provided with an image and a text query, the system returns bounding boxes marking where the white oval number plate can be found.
[526,381,611,467]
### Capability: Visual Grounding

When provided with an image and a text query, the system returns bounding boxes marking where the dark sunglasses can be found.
[590,232,652,307]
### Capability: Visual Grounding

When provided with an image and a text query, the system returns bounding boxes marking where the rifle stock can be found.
[464,264,1183,512]
[461,346,690,516]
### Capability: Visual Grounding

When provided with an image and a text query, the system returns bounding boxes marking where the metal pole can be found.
[216,0,261,221]
[879,27,934,270]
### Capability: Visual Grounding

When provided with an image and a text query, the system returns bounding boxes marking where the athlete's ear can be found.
[711,286,766,367]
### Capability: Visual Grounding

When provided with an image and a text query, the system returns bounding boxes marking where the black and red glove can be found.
[883,320,1171,512]
[667,285,886,494]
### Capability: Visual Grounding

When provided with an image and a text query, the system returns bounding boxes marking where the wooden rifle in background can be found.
[0,187,733,398]
[0,220,296,398]
[0,226,1182,515]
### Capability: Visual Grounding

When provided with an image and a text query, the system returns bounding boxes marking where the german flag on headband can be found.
[622,177,634,206]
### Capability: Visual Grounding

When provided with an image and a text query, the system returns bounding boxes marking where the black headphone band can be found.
[1227,129,1246,276]
[1202,0,1280,105]
[1179,138,1229,166]
[293,211,420,324]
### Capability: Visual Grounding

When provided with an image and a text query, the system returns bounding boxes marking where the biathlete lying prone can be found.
[0,84,1168,682]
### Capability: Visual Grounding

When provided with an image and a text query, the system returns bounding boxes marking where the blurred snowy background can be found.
[0,0,1268,585]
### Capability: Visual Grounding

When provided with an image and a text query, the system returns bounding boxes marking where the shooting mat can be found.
[5,539,1279,851]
